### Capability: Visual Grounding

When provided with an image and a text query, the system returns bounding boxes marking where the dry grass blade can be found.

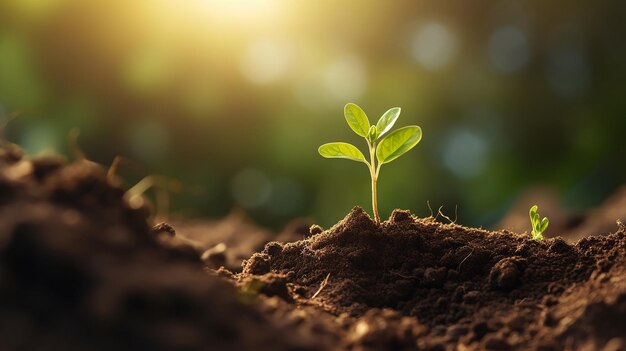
[311,273,331,299]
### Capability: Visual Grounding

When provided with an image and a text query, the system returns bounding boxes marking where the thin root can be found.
[107,156,123,181]
[438,205,459,224]
[311,273,331,300]
[434,205,444,221]
[125,175,182,221]
[457,248,474,272]
[389,270,414,279]
[427,200,434,218]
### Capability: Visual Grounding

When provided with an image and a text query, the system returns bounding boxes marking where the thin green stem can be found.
[368,141,380,224]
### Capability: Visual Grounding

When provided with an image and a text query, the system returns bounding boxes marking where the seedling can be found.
[529,205,548,241]
[318,103,422,224]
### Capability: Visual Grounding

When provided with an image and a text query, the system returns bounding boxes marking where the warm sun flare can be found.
[170,0,284,27]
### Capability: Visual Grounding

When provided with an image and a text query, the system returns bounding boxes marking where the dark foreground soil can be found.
[0,145,322,351]
[1,145,625,350]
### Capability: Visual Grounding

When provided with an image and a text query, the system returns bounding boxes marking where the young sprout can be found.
[529,205,549,241]
[318,103,422,224]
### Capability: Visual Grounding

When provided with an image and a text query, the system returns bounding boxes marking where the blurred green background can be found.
[1,0,625,228]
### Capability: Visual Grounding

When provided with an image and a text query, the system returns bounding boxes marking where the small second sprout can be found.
[529,205,549,241]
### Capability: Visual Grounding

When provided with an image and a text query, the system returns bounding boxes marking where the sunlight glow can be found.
[170,0,284,28]
[240,38,294,85]
[324,55,368,102]
[411,21,458,71]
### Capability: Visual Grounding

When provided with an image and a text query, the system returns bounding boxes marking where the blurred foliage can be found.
[1,0,625,228]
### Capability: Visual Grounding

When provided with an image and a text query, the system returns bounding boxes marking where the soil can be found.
[0,145,323,351]
[1,144,625,350]
[237,208,626,350]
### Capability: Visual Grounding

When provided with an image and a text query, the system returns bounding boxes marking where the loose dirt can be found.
[1,145,625,350]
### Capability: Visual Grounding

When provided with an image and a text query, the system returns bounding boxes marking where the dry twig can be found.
[311,273,331,299]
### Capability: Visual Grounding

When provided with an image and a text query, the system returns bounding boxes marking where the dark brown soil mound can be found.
[239,207,626,350]
[3,144,626,350]
[0,146,323,351]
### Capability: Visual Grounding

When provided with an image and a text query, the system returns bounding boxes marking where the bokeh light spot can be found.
[231,169,272,209]
[324,55,368,102]
[489,26,530,73]
[294,75,323,110]
[180,81,220,119]
[19,123,59,155]
[266,177,304,215]
[546,41,590,98]
[411,21,458,71]
[240,38,294,85]
[123,47,172,95]
[442,128,488,179]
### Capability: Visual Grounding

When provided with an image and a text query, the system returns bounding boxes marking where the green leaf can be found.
[344,103,370,137]
[529,205,538,218]
[529,206,538,227]
[318,142,367,163]
[540,217,549,232]
[376,126,422,164]
[375,107,401,139]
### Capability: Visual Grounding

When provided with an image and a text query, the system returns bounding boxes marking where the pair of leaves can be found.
[529,205,549,236]
[344,103,401,141]
[319,103,422,165]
